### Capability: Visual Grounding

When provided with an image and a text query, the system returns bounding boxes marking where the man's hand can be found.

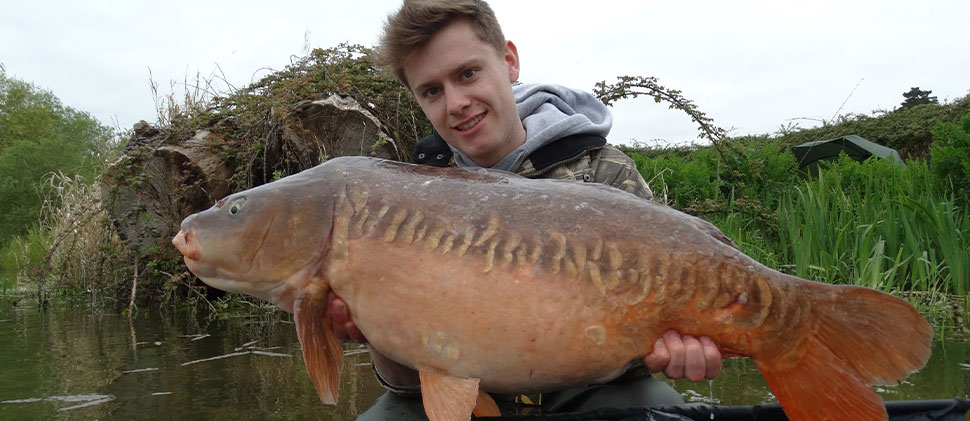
[327,293,366,342]
[643,330,722,382]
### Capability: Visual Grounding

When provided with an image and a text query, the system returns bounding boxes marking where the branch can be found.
[593,75,741,159]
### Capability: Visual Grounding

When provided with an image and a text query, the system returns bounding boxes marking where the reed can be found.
[776,157,969,296]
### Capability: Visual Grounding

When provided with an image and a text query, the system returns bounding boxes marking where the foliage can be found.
[900,87,939,110]
[0,72,117,246]
[767,93,970,159]
[0,228,50,294]
[630,138,796,239]
[173,43,430,189]
[776,156,968,296]
[593,75,732,155]
[930,111,970,207]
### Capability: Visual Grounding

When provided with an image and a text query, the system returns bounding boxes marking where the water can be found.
[0,304,383,419]
[2,304,969,419]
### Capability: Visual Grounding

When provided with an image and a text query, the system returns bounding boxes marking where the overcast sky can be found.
[2,0,968,146]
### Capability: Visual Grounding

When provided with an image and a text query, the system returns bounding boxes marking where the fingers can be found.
[643,336,670,373]
[661,330,686,380]
[700,336,722,380]
[681,335,705,382]
[327,292,367,343]
[645,330,723,382]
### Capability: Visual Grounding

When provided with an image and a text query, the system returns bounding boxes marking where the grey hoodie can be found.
[450,83,613,172]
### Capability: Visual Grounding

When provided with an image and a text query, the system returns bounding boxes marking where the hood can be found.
[451,83,613,172]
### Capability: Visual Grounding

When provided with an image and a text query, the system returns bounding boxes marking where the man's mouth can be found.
[456,112,486,131]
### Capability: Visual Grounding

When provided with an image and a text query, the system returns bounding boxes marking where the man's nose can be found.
[446,89,471,115]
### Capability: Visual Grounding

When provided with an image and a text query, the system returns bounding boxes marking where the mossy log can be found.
[103,94,403,260]
[102,129,234,259]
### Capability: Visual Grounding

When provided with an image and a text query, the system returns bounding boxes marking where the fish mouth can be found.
[172,230,199,260]
[172,228,221,281]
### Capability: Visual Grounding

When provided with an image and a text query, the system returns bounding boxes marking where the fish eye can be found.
[228,200,244,215]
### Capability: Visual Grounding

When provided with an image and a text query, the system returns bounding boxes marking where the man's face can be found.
[403,19,525,168]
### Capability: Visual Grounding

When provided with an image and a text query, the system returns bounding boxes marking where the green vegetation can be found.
[930,112,970,208]
[629,108,970,334]
[0,71,121,294]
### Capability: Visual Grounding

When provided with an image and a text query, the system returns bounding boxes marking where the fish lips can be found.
[172,229,217,279]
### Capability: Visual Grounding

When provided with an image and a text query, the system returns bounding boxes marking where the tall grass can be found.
[776,157,969,296]
[0,229,51,295]
[0,173,131,304]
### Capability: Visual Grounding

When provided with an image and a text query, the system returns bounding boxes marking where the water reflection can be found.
[1,304,968,420]
[0,305,383,419]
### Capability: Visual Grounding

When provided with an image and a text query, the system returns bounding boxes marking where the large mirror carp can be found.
[173,156,931,421]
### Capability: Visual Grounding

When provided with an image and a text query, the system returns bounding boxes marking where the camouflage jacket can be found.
[412,133,654,201]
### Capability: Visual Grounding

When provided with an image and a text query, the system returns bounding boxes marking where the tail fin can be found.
[755,283,932,421]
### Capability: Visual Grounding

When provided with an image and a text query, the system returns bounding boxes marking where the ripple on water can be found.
[1,394,114,412]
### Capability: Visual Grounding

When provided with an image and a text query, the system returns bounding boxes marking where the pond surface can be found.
[2,304,969,419]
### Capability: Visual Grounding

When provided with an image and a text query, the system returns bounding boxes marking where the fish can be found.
[172,156,932,421]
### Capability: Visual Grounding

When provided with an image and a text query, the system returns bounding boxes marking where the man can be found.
[329,0,722,417]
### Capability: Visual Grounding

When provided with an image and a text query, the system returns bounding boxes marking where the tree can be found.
[0,71,115,244]
[899,87,939,110]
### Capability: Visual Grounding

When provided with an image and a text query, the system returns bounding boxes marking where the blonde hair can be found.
[376,0,506,85]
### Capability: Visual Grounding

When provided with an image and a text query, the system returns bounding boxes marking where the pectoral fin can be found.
[418,367,494,420]
[294,285,343,405]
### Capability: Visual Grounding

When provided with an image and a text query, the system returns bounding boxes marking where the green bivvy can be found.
[792,134,905,176]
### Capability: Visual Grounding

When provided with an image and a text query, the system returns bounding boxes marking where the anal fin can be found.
[419,367,484,421]
[473,390,500,417]
[294,285,343,405]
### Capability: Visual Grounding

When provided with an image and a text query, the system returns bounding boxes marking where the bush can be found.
[930,112,970,207]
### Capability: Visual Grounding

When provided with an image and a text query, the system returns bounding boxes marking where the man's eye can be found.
[425,87,441,97]
[461,69,477,80]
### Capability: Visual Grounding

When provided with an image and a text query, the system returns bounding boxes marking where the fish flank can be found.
[363,204,389,235]
[400,210,425,244]
[590,238,603,262]
[585,325,607,345]
[330,186,354,260]
[351,206,370,238]
[669,259,693,305]
[348,184,368,214]
[384,208,409,243]
[413,221,428,244]
[456,228,474,257]
[564,260,578,279]
[425,226,447,251]
[568,237,587,275]
[513,242,528,266]
[440,233,456,255]
[483,237,499,273]
[527,239,542,265]
[501,235,520,267]
[692,260,719,312]
[606,243,622,271]
[589,264,605,296]
[650,275,667,305]
[474,216,500,247]
[626,269,639,285]
[549,232,567,275]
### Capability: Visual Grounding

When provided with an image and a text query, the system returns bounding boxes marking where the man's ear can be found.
[504,40,520,83]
